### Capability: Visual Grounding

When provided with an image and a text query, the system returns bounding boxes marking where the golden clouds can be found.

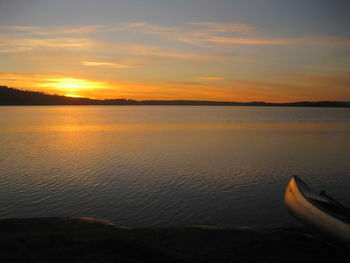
[122,22,285,46]
[0,21,349,102]
[201,36,289,45]
[0,26,41,32]
[1,22,350,58]
[0,37,93,52]
[82,61,136,68]
[122,22,350,47]
[195,76,225,81]
[0,25,101,35]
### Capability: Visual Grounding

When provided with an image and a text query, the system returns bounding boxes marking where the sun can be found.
[44,78,87,89]
[37,77,107,98]
[65,94,82,98]
[59,83,82,89]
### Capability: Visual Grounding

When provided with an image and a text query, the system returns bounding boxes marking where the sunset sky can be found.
[0,0,349,102]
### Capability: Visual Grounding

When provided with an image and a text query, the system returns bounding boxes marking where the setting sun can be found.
[40,78,102,90]
[65,94,81,98]
[29,77,109,98]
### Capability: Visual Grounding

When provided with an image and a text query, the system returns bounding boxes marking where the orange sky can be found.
[1,1,350,102]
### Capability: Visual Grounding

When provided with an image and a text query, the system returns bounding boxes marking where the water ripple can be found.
[0,106,350,227]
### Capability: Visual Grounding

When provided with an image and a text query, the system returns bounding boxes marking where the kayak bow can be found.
[284,176,350,244]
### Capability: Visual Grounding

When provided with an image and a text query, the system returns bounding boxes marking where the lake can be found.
[0,106,350,227]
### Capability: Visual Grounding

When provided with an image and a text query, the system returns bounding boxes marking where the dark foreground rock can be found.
[0,217,348,263]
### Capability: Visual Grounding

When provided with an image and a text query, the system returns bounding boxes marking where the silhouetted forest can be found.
[1,85,350,107]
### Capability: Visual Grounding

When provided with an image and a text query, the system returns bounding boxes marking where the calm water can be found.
[1,106,350,227]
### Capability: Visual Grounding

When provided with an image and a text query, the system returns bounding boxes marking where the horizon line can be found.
[2,85,350,105]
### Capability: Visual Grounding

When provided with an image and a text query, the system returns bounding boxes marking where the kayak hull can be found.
[284,176,350,244]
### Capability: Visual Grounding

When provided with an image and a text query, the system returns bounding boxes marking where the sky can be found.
[0,0,350,102]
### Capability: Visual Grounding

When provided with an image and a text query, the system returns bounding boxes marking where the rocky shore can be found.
[0,217,349,262]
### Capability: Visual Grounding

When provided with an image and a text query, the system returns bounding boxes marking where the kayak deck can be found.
[307,195,350,225]
[292,176,350,225]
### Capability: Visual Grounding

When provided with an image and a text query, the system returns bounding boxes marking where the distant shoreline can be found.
[2,104,350,108]
[1,104,350,108]
[1,86,350,107]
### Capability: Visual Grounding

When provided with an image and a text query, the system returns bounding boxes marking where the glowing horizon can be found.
[0,1,349,102]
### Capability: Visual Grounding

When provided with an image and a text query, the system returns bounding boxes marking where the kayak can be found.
[284,175,350,244]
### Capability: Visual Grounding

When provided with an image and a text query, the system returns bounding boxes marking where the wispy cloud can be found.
[199,36,289,45]
[33,25,103,36]
[121,22,350,47]
[122,22,289,46]
[2,22,350,54]
[189,22,256,33]
[82,61,136,68]
[97,41,235,61]
[0,25,102,35]
[0,46,33,53]
[124,21,255,35]
[0,37,94,52]
[0,26,41,32]
[0,25,101,53]
[195,76,225,81]
[0,24,241,61]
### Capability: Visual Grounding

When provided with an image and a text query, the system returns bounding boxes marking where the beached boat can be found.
[284,176,350,244]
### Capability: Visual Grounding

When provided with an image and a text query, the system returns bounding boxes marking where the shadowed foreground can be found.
[0,217,349,263]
